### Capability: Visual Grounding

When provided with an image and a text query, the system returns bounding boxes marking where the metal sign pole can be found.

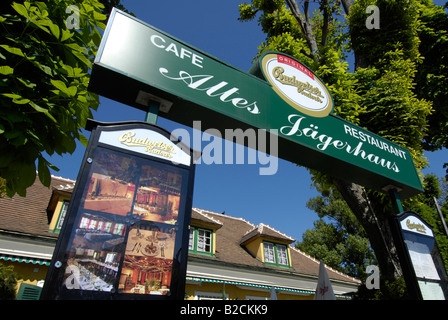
[389,188,404,215]
[434,197,448,237]
[145,100,160,125]
[388,188,424,299]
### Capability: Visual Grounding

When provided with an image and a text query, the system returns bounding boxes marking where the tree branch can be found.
[341,0,353,15]
[286,0,320,62]
[321,2,329,47]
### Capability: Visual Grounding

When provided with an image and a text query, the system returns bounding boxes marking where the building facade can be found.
[0,176,360,299]
[186,208,359,300]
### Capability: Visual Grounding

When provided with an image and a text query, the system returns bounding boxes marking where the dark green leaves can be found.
[0,0,106,197]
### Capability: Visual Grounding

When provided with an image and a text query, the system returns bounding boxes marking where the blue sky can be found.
[48,0,447,242]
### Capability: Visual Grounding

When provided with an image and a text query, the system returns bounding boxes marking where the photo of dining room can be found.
[82,148,138,216]
[132,164,183,224]
[62,212,127,292]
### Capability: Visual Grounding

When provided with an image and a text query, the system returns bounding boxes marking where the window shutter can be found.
[16,283,42,300]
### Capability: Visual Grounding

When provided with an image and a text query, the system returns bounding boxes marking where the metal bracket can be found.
[135,90,173,113]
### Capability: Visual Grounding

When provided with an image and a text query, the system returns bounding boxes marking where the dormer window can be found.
[240,223,295,268]
[189,227,213,255]
[263,242,289,266]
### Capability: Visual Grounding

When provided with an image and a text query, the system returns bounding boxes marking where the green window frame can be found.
[189,227,214,256]
[50,200,69,234]
[263,241,290,268]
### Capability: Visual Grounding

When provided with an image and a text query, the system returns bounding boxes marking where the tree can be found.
[296,180,376,280]
[0,0,107,197]
[239,0,441,297]
[300,173,448,298]
[414,2,448,164]
[0,262,18,300]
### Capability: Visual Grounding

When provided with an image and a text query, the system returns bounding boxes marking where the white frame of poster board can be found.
[395,211,448,300]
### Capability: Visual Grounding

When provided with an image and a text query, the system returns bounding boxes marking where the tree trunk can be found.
[335,0,405,285]
[286,0,320,62]
[332,178,403,281]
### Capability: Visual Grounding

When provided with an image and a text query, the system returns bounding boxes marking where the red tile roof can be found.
[190,208,360,284]
[0,175,75,238]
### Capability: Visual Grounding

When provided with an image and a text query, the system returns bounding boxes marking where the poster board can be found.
[41,120,197,300]
[394,211,448,300]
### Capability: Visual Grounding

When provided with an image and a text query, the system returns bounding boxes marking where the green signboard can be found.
[89,8,423,198]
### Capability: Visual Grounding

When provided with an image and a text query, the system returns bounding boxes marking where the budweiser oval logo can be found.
[261,53,333,117]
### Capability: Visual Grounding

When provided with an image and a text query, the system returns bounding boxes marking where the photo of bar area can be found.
[83,149,138,216]
[132,163,182,224]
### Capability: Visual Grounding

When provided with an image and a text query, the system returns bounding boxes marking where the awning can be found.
[0,254,50,266]
[186,276,315,295]
[186,276,352,299]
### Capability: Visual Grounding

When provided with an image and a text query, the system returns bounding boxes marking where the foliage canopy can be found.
[0,0,106,197]
[238,0,447,294]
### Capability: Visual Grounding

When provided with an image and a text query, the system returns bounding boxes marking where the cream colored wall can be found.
[185,282,313,300]
[1,260,48,294]
[244,237,264,261]
[48,197,70,232]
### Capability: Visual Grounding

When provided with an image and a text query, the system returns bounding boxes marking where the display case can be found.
[41,120,197,300]
[393,211,448,300]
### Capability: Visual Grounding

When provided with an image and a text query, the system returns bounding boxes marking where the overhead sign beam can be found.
[88,8,423,199]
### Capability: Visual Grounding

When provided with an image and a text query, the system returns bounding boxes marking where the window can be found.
[188,228,194,251]
[189,227,213,255]
[263,242,275,264]
[55,201,69,232]
[49,200,69,234]
[263,242,290,267]
[276,245,288,265]
[197,229,212,253]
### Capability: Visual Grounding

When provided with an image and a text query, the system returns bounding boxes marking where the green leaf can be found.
[78,132,89,147]
[35,63,53,76]
[2,93,21,99]
[65,42,87,54]
[2,93,30,104]
[49,22,60,40]
[50,79,78,97]
[29,101,57,123]
[12,2,29,19]
[50,79,68,93]
[0,66,14,75]
[15,161,37,196]
[17,77,37,89]
[0,45,24,57]
[60,29,73,42]
[66,86,77,96]
[13,97,30,104]
[10,132,27,146]
[71,50,92,68]
[37,155,51,187]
